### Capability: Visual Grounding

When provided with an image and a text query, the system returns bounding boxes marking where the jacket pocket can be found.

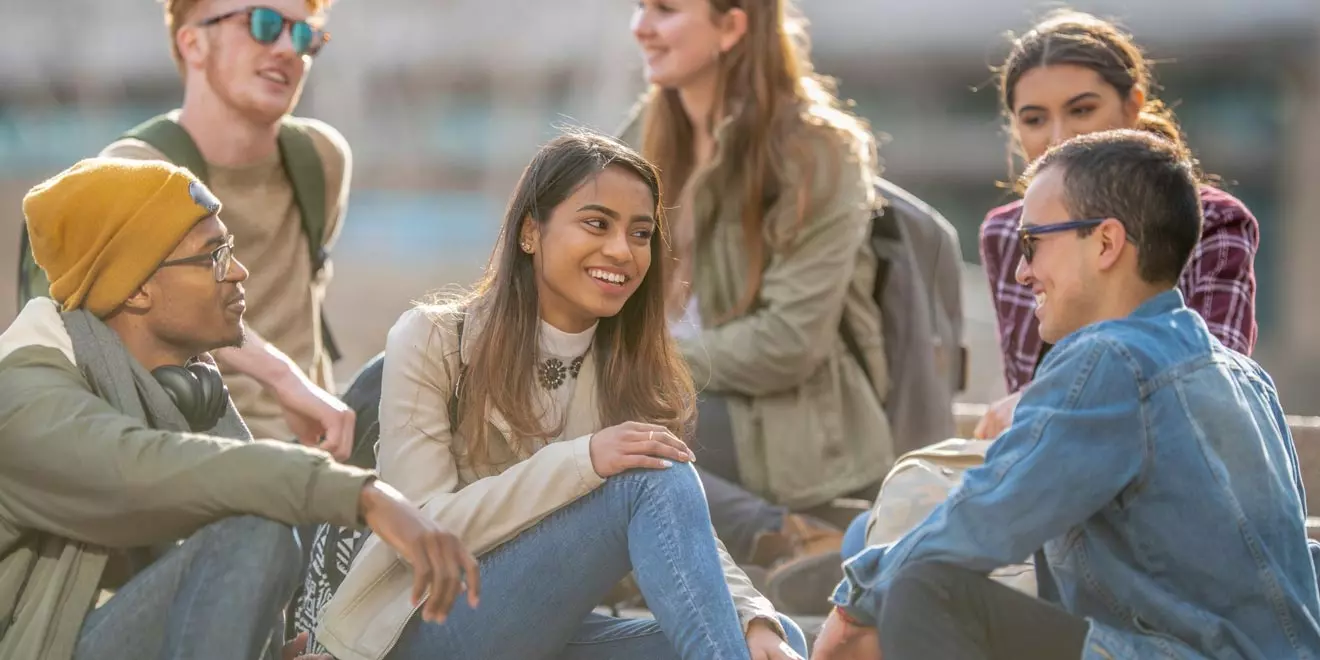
[1132,614,1194,657]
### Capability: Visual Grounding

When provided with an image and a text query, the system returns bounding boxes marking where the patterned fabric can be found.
[979,185,1259,393]
[293,522,364,655]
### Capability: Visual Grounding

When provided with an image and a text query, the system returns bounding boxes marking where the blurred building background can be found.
[2,0,1318,412]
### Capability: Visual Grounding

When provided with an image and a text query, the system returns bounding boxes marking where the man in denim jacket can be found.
[813,129,1320,660]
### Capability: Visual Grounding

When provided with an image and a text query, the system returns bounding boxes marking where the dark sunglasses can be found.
[197,6,330,57]
[159,235,236,282]
[1017,218,1107,264]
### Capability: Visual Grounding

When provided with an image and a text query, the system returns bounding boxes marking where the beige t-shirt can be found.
[100,117,352,440]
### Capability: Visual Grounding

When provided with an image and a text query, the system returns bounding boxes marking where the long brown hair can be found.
[637,0,876,322]
[440,130,694,463]
[997,9,1204,185]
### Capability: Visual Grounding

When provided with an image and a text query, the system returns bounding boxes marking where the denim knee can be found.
[611,461,704,498]
[877,561,962,635]
[200,515,302,579]
[775,613,809,657]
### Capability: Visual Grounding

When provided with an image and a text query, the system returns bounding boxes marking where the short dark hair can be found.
[1023,128,1203,285]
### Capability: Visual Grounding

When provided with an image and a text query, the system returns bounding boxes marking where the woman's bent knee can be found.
[610,461,704,497]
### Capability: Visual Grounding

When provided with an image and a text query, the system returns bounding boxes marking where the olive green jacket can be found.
[621,108,894,508]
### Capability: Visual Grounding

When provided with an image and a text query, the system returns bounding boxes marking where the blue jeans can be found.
[841,511,869,561]
[388,463,807,660]
[74,516,302,660]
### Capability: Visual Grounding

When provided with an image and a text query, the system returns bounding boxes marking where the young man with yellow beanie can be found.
[0,158,480,660]
[95,0,355,457]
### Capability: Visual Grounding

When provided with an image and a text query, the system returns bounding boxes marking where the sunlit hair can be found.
[636,0,877,322]
[430,129,695,463]
[997,8,1204,185]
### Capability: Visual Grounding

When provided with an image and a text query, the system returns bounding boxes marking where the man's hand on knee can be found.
[358,479,481,623]
[811,608,881,660]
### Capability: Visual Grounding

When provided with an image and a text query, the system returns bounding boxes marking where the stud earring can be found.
[521,241,533,253]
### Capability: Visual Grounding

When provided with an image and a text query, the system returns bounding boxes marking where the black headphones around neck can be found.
[152,361,230,432]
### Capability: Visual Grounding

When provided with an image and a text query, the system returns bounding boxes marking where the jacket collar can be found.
[1130,288,1185,320]
[455,299,600,445]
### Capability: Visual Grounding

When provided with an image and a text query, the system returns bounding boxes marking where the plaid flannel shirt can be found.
[980,185,1260,394]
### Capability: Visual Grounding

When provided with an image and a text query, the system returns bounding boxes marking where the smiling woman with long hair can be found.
[619,0,893,607]
[316,130,806,660]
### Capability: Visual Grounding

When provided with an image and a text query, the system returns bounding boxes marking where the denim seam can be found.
[1174,378,1301,653]
[882,341,1110,575]
[641,470,735,659]
[565,626,665,645]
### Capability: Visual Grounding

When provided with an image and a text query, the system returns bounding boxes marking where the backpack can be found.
[842,178,967,457]
[865,438,1037,595]
[16,113,341,362]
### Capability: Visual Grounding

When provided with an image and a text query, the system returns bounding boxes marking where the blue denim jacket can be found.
[834,290,1320,659]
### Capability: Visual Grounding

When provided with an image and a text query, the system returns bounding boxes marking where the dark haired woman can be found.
[317,130,806,660]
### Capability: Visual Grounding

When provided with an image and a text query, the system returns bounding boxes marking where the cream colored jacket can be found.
[317,303,780,660]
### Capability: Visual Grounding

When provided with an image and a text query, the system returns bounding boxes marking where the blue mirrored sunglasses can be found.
[198,6,329,57]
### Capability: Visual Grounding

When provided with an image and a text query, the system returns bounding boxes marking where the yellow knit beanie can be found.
[23,157,222,317]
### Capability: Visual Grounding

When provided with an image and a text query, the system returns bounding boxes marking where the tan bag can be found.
[863,438,1037,595]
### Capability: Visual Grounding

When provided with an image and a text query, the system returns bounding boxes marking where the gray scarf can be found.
[61,308,253,576]
[61,308,252,440]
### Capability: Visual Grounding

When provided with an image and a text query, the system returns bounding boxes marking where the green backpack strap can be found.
[277,118,328,274]
[122,113,211,183]
[277,118,341,363]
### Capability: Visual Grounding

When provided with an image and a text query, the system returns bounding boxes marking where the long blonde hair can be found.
[637,0,876,322]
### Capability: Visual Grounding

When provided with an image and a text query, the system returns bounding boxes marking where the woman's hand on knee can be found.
[589,421,695,477]
[746,618,805,659]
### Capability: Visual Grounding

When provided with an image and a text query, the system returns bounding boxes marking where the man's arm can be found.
[833,333,1147,624]
[215,325,353,459]
[0,346,482,621]
[0,347,369,547]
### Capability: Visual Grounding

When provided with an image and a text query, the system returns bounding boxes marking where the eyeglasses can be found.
[197,6,330,57]
[1017,218,1107,264]
[159,235,235,282]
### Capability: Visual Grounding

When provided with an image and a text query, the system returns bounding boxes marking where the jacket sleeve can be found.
[1181,198,1259,355]
[716,536,786,637]
[679,131,875,395]
[929,208,966,391]
[832,334,1146,624]
[376,308,605,557]
[0,347,372,549]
